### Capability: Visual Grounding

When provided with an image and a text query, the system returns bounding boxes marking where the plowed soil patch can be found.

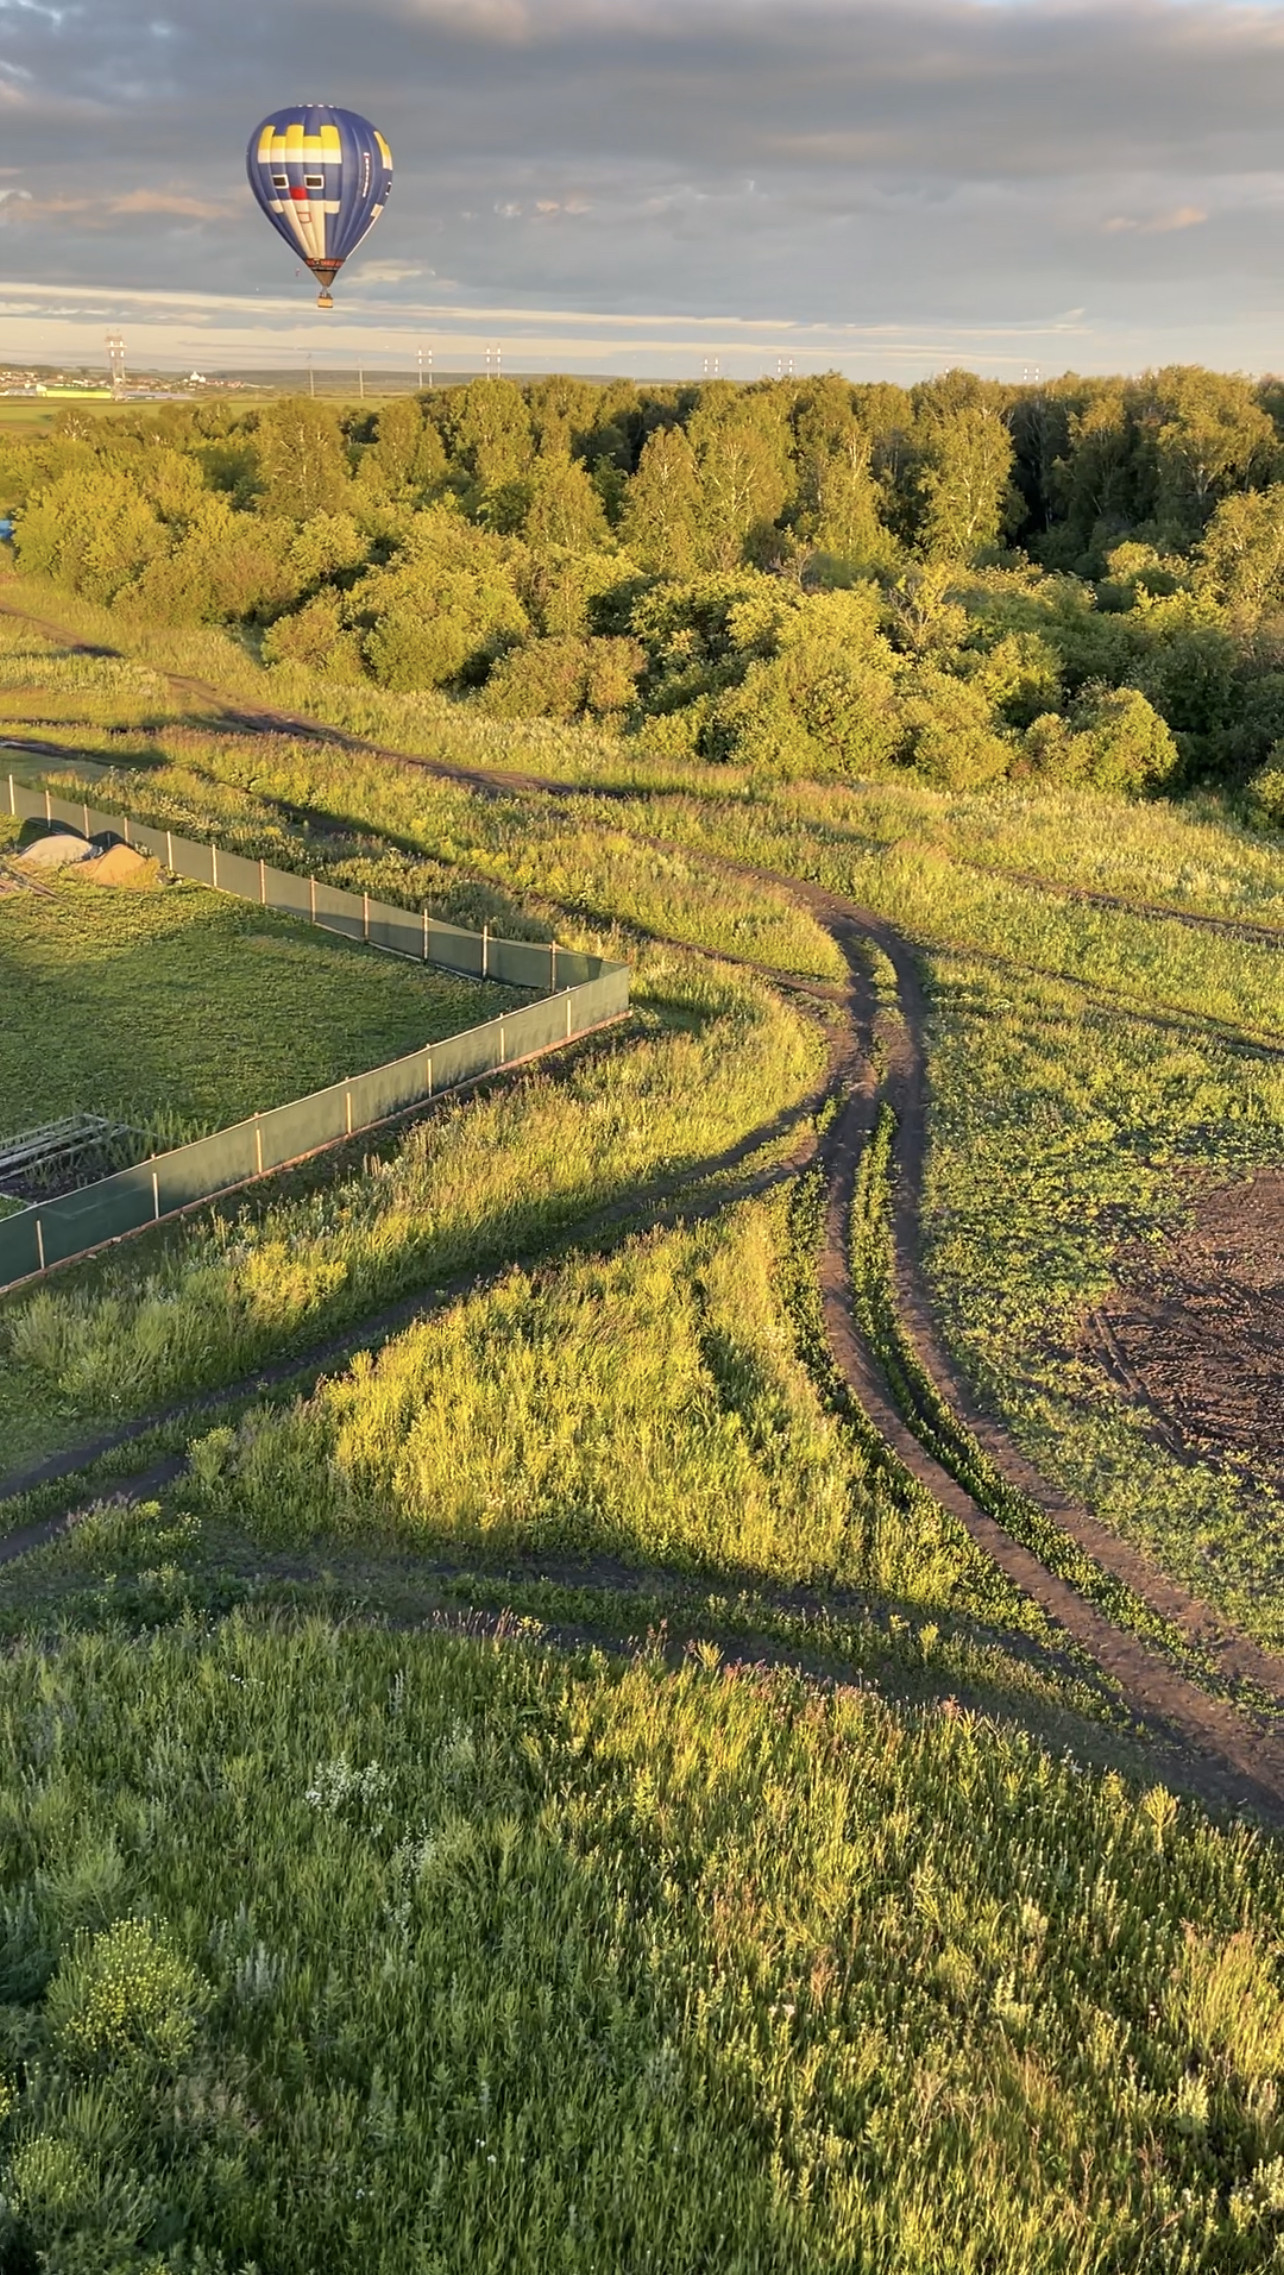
[1090,1173,1284,1473]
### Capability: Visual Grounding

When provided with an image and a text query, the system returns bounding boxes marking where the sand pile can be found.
[15,828,90,871]
[78,842,159,889]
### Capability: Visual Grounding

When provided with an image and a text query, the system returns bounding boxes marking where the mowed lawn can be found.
[0,863,526,1139]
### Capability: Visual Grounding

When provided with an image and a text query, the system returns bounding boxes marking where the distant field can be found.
[0,849,525,1144]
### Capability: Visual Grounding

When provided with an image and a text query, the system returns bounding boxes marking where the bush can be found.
[1025,683,1181,795]
[481,634,644,720]
[45,1918,209,2070]
[1247,744,1284,827]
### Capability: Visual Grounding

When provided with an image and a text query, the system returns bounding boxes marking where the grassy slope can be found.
[3,587,1284,2272]
[0,863,524,1141]
[0,1613,1282,2274]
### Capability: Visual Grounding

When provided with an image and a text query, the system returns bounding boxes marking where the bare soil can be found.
[1090,1173,1284,1478]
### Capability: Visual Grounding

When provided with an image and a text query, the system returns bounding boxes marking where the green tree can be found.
[1195,485,1284,622]
[445,378,535,494]
[1142,366,1278,542]
[1025,683,1180,794]
[14,465,165,602]
[347,511,529,689]
[916,399,1016,562]
[619,427,703,576]
[356,398,447,501]
[686,383,793,569]
[522,455,611,553]
[482,633,644,720]
[253,399,352,521]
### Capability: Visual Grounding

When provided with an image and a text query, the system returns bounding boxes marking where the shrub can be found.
[45,1918,209,2070]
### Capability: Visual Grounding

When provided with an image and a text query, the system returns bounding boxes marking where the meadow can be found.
[0,856,522,1147]
[4,571,1284,2271]
[0,1614,1282,2274]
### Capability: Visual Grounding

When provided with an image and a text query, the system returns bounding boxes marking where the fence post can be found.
[345,1083,352,1137]
[82,802,90,838]
[422,907,430,962]
[211,843,219,890]
[152,1167,160,1222]
[35,1216,44,1273]
[550,940,557,990]
[425,1048,433,1098]
[166,829,174,873]
[363,891,370,942]
[43,786,51,822]
[310,876,317,924]
[499,1019,506,1064]
[259,858,267,907]
[254,1115,263,1176]
[482,923,489,979]
[6,774,13,817]
[566,990,573,1038]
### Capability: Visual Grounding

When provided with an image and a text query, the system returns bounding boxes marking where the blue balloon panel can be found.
[247,105,393,306]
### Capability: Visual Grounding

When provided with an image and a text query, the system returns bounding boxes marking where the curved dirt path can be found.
[5,588,1284,1807]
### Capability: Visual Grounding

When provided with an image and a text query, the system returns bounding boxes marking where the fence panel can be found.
[313,878,365,942]
[46,792,92,838]
[263,863,312,920]
[35,1165,157,1268]
[503,991,580,1059]
[215,848,264,904]
[425,920,484,980]
[547,950,602,989]
[346,1047,434,1131]
[424,1020,505,1092]
[257,1081,351,1171]
[566,970,632,1031]
[169,834,216,887]
[154,1122,259,1214]
[368,899,424,961]
[0,1210,40,1285]
[486,935,552,991]
[125,817,169,864]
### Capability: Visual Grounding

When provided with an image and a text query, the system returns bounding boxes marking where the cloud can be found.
[0,1,1281,374]
[1103,205,1210,236]
[109,187,233,219]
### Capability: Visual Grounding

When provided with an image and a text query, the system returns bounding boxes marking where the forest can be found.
[5,364,1284,813]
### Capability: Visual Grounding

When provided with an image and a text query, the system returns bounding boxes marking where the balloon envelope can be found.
[247,106,393,307]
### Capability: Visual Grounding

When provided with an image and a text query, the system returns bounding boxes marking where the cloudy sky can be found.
[2,0,1284,378]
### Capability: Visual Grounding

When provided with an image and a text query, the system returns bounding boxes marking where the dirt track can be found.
[5,589,1284,1816]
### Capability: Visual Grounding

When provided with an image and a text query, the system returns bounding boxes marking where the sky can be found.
[2,0,1284,379]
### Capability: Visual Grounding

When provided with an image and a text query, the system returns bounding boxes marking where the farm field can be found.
[5,397,1284,2270]
[0,845,525,1146]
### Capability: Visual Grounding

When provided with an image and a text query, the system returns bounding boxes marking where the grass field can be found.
[7,577,1284,2270]
[1,1613,1282,2274]
[0,857,525,1146]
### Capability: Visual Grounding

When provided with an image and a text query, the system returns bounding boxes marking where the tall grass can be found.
[194,1196,1046,1639]
[0,1613,1282,2271]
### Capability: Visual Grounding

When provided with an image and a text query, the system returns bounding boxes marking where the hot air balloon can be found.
[247,106,393,309]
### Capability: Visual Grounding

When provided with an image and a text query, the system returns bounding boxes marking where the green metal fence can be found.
[0,779,630,1292]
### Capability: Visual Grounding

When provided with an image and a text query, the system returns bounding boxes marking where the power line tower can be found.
[105,334,126,397]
